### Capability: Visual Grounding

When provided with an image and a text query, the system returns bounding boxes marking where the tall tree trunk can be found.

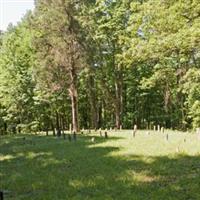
[70,92,79,132]
[56,111,61,137]
[98,102,103,128]
[69,67,79,132]
[88,75,98,129]
[115,104,121,129]
[51,120,55,136]
[114,68,123,129]
[61,114,65,135]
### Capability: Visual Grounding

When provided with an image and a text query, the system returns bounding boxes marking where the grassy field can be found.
[0,130,200,200]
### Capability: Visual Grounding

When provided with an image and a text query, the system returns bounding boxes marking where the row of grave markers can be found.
[66,123,200,141]
[69,124,170,132]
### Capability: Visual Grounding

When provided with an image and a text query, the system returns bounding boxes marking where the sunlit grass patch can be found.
[0,131,200,200]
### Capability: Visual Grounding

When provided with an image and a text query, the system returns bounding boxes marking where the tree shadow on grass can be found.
[0,135,200,200]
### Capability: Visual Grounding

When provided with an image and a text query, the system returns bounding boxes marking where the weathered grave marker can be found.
[105,131,108,138]
[73,131,77,141]
[100,130,102,137]
[132,125,137,137]
[153,125,156,131]
[91,137,95,142]
[161,127,164,133]
[134,124,137,131]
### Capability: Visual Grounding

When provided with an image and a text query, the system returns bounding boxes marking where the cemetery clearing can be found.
[0,130,200,200]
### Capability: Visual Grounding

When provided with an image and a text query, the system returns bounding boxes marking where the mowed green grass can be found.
[0,130,200,200]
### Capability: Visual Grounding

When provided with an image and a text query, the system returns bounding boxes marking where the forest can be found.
[0,0,200,135]
[1,1,200,199]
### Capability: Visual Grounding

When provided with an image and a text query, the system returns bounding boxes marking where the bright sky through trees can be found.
[0,0,34,31]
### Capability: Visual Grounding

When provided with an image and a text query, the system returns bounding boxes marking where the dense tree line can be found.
[0,0,199,135]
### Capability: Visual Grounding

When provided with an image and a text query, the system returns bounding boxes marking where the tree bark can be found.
[98,102,103,128]
[70,93,79,132]
[114,69,123,129]
[115,104,121,129]
[69,67,79,133]
[88,75,98,129]
[51,120,55,136]
[56,111,61,137]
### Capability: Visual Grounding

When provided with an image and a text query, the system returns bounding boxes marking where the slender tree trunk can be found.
[115,69,123,129]
[56,111,61,137]
[51,120,55,136]
[70,92,79,132]
[69,67,79,132]
[115,105,121,129]
[88,75,98,129]
[64,10,80,133]
[98,102,103,128]
[61,115,65,135]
